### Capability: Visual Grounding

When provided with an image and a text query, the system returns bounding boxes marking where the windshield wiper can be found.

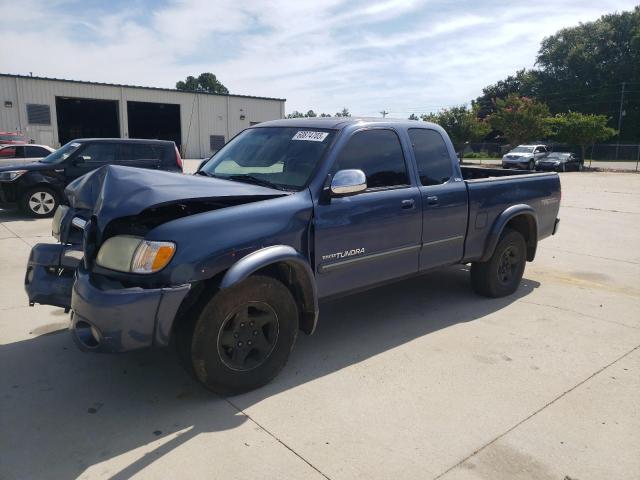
[224,174,291,191]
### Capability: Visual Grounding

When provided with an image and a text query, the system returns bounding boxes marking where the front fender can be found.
[480,204,538,262]
[220,245,319,335]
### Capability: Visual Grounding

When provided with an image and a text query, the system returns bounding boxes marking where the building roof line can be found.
[0,73,286,102]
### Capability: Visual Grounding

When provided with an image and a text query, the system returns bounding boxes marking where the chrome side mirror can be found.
[330,169,367,196]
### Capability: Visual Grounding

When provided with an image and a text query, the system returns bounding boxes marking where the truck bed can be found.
[460,165,536,180]
[460,166,561,262]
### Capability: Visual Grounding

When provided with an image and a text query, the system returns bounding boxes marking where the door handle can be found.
[426,195,439,205]
[401,199,415,209]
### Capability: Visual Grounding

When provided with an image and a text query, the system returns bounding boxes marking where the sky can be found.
[1,0,637,117]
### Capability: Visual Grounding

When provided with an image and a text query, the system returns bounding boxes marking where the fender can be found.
[480,204,538,262]
[220,245,319,335]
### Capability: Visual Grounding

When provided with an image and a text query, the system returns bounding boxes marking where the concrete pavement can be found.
[1,171,639,479]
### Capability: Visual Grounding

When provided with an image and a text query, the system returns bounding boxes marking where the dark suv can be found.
[0,138,183,217]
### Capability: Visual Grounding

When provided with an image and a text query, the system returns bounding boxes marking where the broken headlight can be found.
[96,235,176,274]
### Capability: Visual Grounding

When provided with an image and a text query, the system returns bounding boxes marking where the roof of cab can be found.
[254,117,440,130]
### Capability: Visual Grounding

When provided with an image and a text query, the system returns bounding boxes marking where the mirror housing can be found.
[330,169,367,197]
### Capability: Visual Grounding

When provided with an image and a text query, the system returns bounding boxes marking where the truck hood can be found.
[65,165,288,231]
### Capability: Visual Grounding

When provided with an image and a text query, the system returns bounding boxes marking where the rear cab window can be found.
[334,129,409,189]
[408,128,453,186]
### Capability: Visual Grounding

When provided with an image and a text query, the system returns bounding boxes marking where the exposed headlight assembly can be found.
[0,170,27,182]
[96,235,176,274]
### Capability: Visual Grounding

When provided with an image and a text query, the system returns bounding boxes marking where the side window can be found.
[408,129,453,186]
[119,144,161,162]
[78,143,116,164]
[0,147,17,158]
[26,146,49,157]
[14,146,26,158]
[335,129,408,189]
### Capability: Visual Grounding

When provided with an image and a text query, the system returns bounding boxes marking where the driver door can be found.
[313,128,422,298]
[65,143,117,181]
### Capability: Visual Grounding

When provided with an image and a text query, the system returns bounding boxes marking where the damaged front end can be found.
[24,165,287,352]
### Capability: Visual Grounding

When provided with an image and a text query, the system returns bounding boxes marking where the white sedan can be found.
[0,144,55,165]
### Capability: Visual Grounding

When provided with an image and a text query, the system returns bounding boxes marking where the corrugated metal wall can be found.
[0,75,285,158]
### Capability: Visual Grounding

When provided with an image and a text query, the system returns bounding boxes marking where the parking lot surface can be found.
[1,171,639,480]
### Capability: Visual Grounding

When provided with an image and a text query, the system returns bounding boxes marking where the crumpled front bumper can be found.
[25,242,190,353]
[70,266,190,352]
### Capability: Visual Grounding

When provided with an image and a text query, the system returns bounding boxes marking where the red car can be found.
[0,132,28,145]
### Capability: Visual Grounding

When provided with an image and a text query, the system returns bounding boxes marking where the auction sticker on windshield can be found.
[292,131,329,142]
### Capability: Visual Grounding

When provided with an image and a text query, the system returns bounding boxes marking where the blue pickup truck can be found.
[25,118,560,394]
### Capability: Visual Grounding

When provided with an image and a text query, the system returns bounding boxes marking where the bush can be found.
[464,151,501,159]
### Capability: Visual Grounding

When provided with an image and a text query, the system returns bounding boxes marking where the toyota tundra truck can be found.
[24,118,561,394]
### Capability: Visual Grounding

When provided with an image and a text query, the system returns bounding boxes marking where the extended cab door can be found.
[408,128,468,270]
[313,128,422,298]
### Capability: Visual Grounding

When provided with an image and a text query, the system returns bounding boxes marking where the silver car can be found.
[0,144,55,165]
[502,145,548,170]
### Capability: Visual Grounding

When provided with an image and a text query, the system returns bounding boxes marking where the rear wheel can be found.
[577,162,583,171]
[470,229,527,298]
[20,187,59,218]
[179,275,298,395]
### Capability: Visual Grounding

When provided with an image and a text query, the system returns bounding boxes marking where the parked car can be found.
[536,152,583,172]
[0,138,183,217]
[0,132,28,145]
[0,144,55,165]
[502,145,548,170]
[25,118,560,394]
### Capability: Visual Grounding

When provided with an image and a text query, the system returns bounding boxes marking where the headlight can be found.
[0,170,27,182]
[96,235,176,274]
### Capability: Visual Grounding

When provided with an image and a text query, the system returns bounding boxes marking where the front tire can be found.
[20,186,59,217]
[528,160,535,170]
[470,229,527,298]
[183,275,298,395]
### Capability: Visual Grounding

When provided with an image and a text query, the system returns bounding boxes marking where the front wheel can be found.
[470,229,527,297]
[528,160,535,170]
[20,186,59,217]
[181,275,299,395]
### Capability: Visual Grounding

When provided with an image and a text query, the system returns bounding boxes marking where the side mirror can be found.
[330,169,367,196]
[73,155,88,165]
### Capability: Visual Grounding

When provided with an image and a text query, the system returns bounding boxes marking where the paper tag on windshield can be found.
[292,131,329,142]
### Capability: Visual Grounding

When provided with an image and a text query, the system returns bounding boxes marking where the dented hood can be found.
[65,165,287,230]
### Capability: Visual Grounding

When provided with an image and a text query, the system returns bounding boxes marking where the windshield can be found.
[511,146,534,153]
[39,142,82,164]
[201,127,336,191]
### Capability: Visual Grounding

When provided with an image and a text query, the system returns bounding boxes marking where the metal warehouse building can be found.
[0,73,285,158]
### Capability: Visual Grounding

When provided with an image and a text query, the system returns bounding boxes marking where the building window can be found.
[26,104,51,125]
[210,135,225,152]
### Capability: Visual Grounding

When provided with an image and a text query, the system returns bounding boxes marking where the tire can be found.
[561,163,566,172]
[20,186,59,218]
[181,275,298,395]
[528,160,535,170]
[470,229,527,298]
[577,162,583,172]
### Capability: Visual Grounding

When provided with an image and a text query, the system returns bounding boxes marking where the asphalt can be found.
[0,170,638,480]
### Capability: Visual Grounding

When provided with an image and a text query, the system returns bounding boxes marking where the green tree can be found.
[305,110,317,117]
[287,110,304,118]
[176,72,229,94]
[474,7,640,140]
[319,113,331,117]
[488,95,551,147]
[335,108,351,117]
[408,113,419,120]
[421,105,491,156]
[547,112,617,160]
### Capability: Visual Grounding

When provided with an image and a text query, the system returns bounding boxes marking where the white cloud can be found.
[0,0,636,117]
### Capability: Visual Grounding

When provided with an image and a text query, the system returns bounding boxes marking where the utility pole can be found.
[615,82,626,161]
[380,110,388,118]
